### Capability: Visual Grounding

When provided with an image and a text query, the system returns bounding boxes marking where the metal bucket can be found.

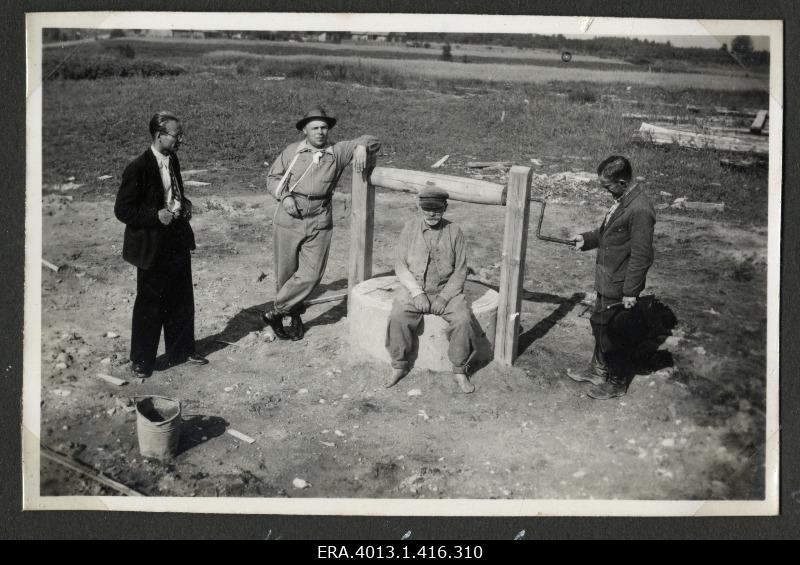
[135,395,182,459]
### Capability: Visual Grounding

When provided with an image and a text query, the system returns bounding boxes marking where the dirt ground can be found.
[36,163,768,502]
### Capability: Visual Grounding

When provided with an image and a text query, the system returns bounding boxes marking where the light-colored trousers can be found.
[273,204,332,315]
[385,291,475,373]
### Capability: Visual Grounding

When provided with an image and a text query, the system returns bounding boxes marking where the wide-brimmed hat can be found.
[296,106,337,131]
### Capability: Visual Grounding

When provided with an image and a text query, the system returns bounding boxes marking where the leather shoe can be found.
[566,366,606,386]
[587,376,627,400]
[263,309,291,340]
[289,315,305,341]
[185,353,209,365]
[131,363,152,378]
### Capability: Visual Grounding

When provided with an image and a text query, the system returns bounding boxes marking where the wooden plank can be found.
[96,373,128,386]
[306,292,348,306]
[42,258,61,272]
[348,165,374,293]
[634,122,768,155]
[466,161,514,169]
[40,444,144,496]
[431,155,450,168]
[370,167,506,206]
[227,429,256,444]
[495,166,532,366]
[750,110,768,134]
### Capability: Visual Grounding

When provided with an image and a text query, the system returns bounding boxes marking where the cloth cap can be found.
[418,186,449,210]
[296,106,337,131]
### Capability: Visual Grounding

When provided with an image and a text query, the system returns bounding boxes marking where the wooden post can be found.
[495,166,532,366]
[348,163,375,293]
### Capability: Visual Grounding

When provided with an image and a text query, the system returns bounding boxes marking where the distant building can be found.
[141,29,173,38]
[352,32,393,42]
[173,30,206,39]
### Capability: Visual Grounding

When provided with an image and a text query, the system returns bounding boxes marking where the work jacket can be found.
[581,183,656,299]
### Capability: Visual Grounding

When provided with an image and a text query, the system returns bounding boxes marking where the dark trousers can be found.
[589,294,629,381]
[130,249,195,370]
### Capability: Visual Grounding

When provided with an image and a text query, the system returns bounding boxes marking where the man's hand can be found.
[182,200,192,221]
[412,293,431,314]
[282,195,300,218]
[353,145,367,174]
[157,209,174,225]
[431,295,449,315]
[571,234,584,251]
[622,296,637,309]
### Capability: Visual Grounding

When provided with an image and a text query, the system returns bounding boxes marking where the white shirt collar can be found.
[298,140,334,155]
[151,145,171,167]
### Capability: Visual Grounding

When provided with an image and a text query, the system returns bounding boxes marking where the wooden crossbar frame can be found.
[348,165,532,366]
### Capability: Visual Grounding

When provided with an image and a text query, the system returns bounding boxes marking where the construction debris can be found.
[226,429,256,444]
[41,443,143,497]
[42,258,62,273]
[96,373,128,386]
[720,157,767,171]
[750,110,768,135]
[184,180,211,187]
[97,174,113,181]
[431,155,450,169]
[715,106,758,118]
[292,477,310,489]
[466,161,514,169]
[634,122,768,155]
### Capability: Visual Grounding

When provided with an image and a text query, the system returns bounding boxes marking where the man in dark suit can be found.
[114,111,208,377]
[568,156,656,399]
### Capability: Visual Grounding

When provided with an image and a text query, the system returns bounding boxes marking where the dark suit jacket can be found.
[114,149,196,270]
[581,183,655,299]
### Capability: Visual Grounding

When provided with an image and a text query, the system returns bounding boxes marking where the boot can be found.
[587,373,627,400]
[566,347,608,386]
[263,309,290,340]
[289,314,305,341]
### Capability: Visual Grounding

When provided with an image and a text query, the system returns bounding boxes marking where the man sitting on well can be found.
[385,187,477,393]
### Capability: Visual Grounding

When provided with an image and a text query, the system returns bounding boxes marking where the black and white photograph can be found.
[22,11,781,516]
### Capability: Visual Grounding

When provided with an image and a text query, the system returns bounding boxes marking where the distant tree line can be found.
[404,32,769,67]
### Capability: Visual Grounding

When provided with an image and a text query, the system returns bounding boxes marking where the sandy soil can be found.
[38,170,767,500]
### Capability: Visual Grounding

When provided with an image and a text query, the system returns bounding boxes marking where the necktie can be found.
[166,160,182,214]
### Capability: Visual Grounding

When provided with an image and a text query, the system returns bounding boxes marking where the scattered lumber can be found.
[227,429,255,444]
[750,110,768,134]
[720,157,768,171]
[466,161,514,169]
[96,373,128,386]
[42,259,62,272]
[715,106,758,118]
[634,122,768,155]
[40,443,143,496]
[431,155,450,169]
[682,201,725,213]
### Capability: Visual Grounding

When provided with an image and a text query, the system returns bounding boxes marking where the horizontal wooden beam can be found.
[370,167,506,206]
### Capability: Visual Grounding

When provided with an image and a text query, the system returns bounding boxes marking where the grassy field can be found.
[42,58,769,221]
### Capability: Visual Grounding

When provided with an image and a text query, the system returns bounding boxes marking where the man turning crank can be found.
[385,187,477,394]
[568,155,656,400]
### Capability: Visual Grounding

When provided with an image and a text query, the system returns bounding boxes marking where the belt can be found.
[291,192,329,201]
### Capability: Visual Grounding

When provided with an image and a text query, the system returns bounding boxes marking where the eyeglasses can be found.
[161,131,185,142]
